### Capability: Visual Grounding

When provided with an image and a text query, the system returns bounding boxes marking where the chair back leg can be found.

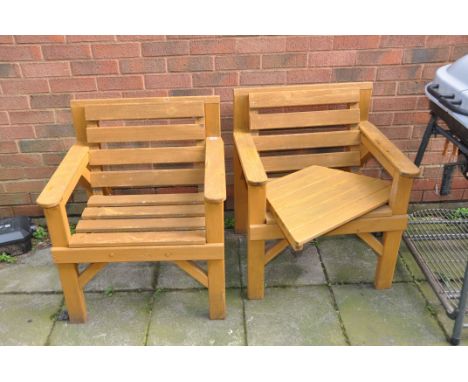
[374,230,404,289]
[58,263,87,323]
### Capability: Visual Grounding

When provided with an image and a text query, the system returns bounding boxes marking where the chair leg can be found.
[233,147,248,234]
[374,231,403,289]
[247,239,265,299]
[57,263,87,323]
[208,259,226,320]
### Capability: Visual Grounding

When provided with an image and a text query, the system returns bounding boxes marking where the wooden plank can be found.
[52,243,224,263]
[357,233,383,256]
[250,109,360,130]
[249,88,360,108]
[89,146,205,166]
[69,230,206,247]
[86,124,204,143]
[204,102,221,137]
[82,204,205,219]
[233,132,268,186]
[204,137,226,203]
[85,101,205,121]
[76,217,206,232]
[174,260,209,288]
[253,130,361,152]
[78,263,108,288]
[90,168,204,188]
[261,151,361,172]
[88,192,204,207]
[360,121,420,177]
[265,239,289,265]
[36,145,89,208]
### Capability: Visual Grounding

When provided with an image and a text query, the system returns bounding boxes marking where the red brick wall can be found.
[1,35,468,217]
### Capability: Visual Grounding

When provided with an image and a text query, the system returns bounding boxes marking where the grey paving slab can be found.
[157,232,241,289]
[318,235,412,284]
[239,239,326,287]
[244,286,347,345]
[83,263,157,292]
[0,248,61,293]
[333,283,447,345]
[147,289,244,345]
[418,282,468,345]
[49,292,152,345]
[399,240,427,281]
[0,294,62,345]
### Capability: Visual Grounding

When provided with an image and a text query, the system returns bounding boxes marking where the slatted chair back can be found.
[70,96,220,194]
[239,83,373,177]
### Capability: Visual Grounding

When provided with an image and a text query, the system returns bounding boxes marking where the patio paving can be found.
[0,227,464,346]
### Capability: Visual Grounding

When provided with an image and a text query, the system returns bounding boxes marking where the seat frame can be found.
[37,96,226,322]
[233,82,420,299]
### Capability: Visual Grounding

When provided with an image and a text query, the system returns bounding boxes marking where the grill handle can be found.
[427,84,468,116]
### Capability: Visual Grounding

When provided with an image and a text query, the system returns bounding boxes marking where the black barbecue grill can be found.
[415,54,468,194]
[407,55,468,345]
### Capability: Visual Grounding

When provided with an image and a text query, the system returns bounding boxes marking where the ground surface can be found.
[0,223,465,346]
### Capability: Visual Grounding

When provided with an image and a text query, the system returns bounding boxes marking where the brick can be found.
[1,79,49,95]
[393,111,430,125]
[372,82,396,96]
[0,125,34,139]
[119,58,165,74]
[66,35,115,42]
[19,139,64,153]
[240,71,285,85]
[117,35,165,42]
[332,67,376,82]
[215,55,260,70]
[121,90,167,98]
[0,153,42,167]
[30,94,72,109]
[12,204,44,216]
[42,152,65,166]
[21,62,70,77]
[0,167,24,181]
[356,50,402,65]
[92,43,140,58]
[372,97,417,111]
[42,44,91,60]
[142,41,189,56]
[368,112,394,126]
[97,76,144,91]
[169,88,213,97]
[235,37,286,53]
[49,78,97,92]
[0,63,20,78]
[71,60,119,75]
[190,39,235,55]
[416,96,430,110]
[0,193,30,206]
[309,51,355,67]
[286,36,332,52]
[376,65,421,80]
[193,72,238,87]
[0,111,9,124]
[451,45,468,60]
[54,109,72,124]
[0,36,14,44]
[380,36,426,48]
[286,69,331,84]
[0,96,29,110]
[34,124,75,138]
[379,126,413,139]
[421,63,441,80]
[423,189,465,202]
[167,56,213,72]
[0,45,42,61]
[4,180,45,193]
[333,36,380,50]
[426,35,468,47]
[145,73,191,89]
[262,53,307,68]
[397,81,426,95]
[74,91,123,100]
[402,47,450,64]
[9,110,54,124]
[214,87,234,102]
[0,141,17,153]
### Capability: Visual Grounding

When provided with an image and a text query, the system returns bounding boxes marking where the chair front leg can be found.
[374,230,403,289]
[233,146,248,234]
[247,184,266,299]
[45,204,87,323]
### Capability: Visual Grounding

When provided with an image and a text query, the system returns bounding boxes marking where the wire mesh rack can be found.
[403,208,468,344]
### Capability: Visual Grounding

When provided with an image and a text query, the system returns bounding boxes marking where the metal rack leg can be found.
[450,262,468,345]
[415,114,437,167]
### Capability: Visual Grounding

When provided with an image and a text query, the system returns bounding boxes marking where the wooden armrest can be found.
[360,121,420,177]
[204,137,226,203]
[36,144,89,208]
[233,131,268,186]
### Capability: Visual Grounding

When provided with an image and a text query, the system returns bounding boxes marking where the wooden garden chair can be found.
[233,82,420,299]
[37,95,226,322]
